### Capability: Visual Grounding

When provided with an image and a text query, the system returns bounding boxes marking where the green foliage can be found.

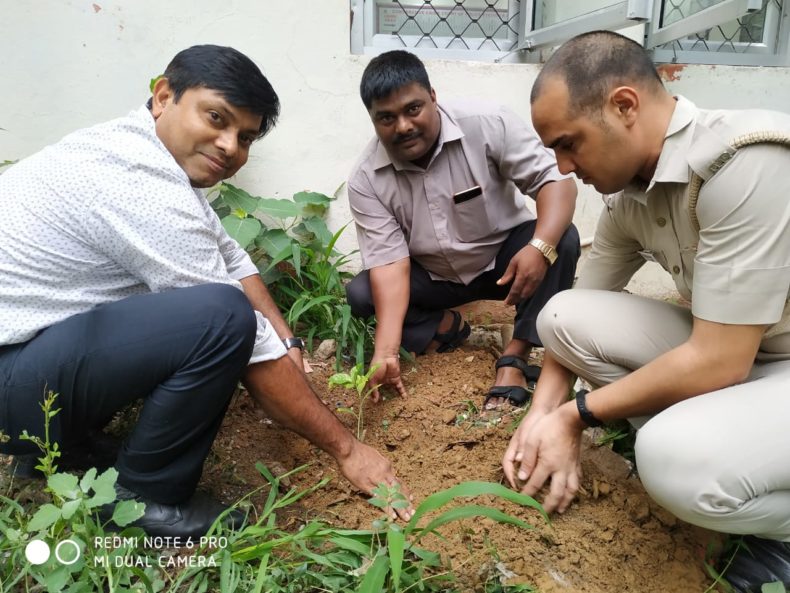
[329,363,380,440]
[210,182,375,368]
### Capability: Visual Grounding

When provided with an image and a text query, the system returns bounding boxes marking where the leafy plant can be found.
[210,182,375,368]
[328,362,380,440]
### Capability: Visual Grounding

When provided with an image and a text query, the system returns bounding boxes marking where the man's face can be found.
[151,80,263,188]
[531,77,640,194]
[369,82,441,164]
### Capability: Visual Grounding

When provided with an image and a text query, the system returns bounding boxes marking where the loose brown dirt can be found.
[201,301,718,593]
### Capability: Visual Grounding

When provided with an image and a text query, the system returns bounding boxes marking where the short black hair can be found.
[531,31,663,116]
[162,44,279,138]
[359,50,432,110]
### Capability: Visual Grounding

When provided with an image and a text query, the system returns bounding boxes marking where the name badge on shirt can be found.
[638,250,658,263]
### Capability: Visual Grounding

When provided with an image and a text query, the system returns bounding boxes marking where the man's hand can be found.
[503,403,584,514]
[497,245,549,305]
[369,353,406,402]
[337,440,415,520]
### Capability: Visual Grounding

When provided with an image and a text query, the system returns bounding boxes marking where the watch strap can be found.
[575,389,603,428]
[282,337,305,351]
[528,238,558,265]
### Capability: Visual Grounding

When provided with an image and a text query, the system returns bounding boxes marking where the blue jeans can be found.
[0,283,255,503]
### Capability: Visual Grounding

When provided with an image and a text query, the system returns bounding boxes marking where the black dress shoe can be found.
[101,485,247,540]
[11,431,120,479]
[724,536,790,593]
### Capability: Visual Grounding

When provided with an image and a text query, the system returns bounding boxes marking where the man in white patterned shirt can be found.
[0,44,412,538]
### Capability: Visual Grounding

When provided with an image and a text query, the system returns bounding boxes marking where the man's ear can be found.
[609,86,640,128]
[150,77,174,119]
[430,87,437,105]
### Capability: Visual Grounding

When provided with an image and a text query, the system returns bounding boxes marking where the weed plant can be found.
[328,363,380,440]
[210,182,375,368]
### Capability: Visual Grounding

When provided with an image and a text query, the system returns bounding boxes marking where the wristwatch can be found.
[282,337,305,351]
[528,238,558,266]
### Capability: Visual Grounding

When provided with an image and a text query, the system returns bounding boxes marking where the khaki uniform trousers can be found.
[537,288,790,541]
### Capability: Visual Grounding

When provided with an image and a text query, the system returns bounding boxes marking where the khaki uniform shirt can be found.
[578,96,790,355]
[348,99,566,284]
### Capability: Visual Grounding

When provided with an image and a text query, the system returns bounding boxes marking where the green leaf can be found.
[85,467,118,508]
[256,198,300,219]
[405,481,546,535]
[221,215,262,249]
[415,505,533,543]
[291,242,301,279]
[112,500,146,526]
[80,468,97,493]
[27,503,62,531]
[387,526,405,590]
[43,564,70,593]
[48,473,80,499]
[149,75,162,93]
[357,553,389,593]
[220,183,261,214]
[328,373,353,388]
[60,499,82,520]
[293,191,332,206]
[761,583,787,593]
[328,536,371,556]
[255,229,291,257]
[302,217,334,246]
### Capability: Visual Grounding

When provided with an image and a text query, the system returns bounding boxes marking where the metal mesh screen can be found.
[658,0,783,53]
[374,0,521,51]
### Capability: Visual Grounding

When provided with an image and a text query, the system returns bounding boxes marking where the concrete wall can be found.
[2,0,789,294]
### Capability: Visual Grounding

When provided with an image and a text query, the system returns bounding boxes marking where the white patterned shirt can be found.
[0,105,286,364]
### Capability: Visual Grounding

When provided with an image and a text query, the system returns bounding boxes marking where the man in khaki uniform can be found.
[345,50,579,407]
[502,31,790,591]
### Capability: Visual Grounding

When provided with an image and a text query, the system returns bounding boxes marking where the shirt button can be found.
[657,217,667,227]
[672,265,680,274]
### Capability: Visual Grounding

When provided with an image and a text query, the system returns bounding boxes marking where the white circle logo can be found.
[25,540,50,565]
[54,539,81,565]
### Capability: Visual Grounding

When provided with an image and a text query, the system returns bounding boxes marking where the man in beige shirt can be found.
[502,31,790,591]
[346,50,579,408]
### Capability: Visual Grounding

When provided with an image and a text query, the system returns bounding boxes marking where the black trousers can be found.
[0,283,256,503]
[346,221,580,354]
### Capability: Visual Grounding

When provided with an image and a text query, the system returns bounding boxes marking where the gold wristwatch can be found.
[528,238,558,266]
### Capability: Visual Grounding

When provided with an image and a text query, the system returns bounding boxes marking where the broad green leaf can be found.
[357,553,389,593]
[255,229,291,257]
[387,526,405,589]
[221,215,261,249]
[256,198,300,219]
[762,583,787,593]
[220,183,261,214]
[406,480,546,534]
[112,500,146,526]
[302,217,333,246]
[60,499,81,520]
[328,536,370,556]
[328,373,353,387]
[43,564,70,593]
[80,468,97,493]
[293,191,332,206]
[27,503,62,531]
[48,473,80,499]
[86,468,118,508]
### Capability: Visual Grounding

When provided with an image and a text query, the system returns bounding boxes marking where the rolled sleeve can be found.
[250,310,288,364]
[691,144,790,325]
[348,174,410,269]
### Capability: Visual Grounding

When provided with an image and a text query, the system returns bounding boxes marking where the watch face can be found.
[284,337,305,350]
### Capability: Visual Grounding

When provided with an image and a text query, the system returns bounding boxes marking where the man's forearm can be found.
[244,357,355,460]
[370,258,410,355]
[239,274,294,339]
[532,178,577,246]
[531,352,576,413]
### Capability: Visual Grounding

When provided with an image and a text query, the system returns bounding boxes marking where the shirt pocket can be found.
[451,190,492,242]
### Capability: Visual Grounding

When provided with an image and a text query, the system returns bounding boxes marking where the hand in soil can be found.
[369,354,406,402]
[337,440,414,520]
[503,404,583,514]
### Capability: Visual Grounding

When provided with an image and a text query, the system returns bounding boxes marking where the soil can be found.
[200,300,717,593]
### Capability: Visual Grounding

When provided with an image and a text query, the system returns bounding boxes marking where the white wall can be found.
[2,0,789,294]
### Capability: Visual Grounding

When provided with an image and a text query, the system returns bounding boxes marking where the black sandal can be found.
[484,355,541,408]
[433,310,471,353]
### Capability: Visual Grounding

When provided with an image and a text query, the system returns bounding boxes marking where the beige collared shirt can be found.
[579,95,790,351]
[348,99,566,284]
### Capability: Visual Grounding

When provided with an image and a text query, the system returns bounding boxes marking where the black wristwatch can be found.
[282,337,305,351]
[575,389,603,428]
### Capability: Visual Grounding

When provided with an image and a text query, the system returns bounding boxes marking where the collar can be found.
[372,103,465,171]
[622,95,696,205]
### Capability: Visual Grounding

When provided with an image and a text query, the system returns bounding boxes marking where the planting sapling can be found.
[328,363,380,441]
